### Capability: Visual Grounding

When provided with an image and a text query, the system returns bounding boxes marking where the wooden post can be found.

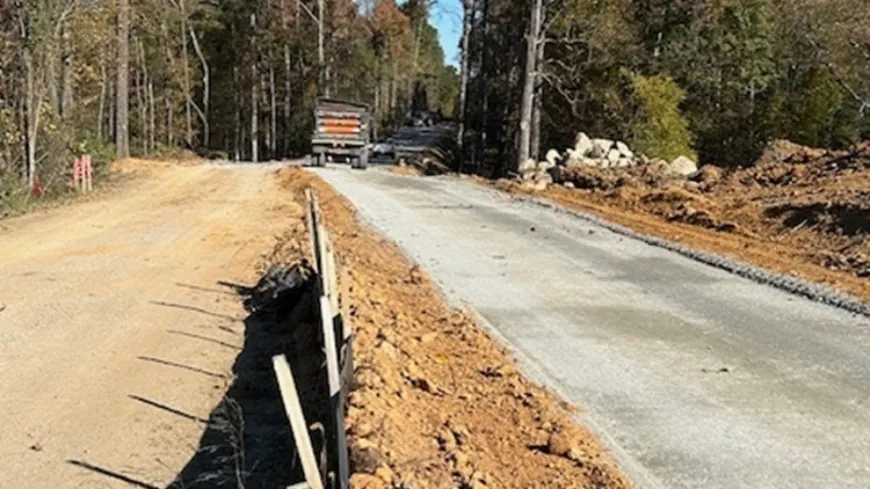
[305,189,320,274]
[317,224,331,299]
[272,355,325,489]
[338,258,354,393]
[326,242,339,314]
[319,296,350,489]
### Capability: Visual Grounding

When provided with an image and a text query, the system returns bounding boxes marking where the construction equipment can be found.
[311,98,371,169]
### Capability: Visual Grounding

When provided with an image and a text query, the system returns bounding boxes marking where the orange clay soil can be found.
[277,167,632,489]
[494,140,870,304]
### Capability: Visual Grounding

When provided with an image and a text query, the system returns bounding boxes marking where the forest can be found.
[0,0,457,201]
[463,0,870,173]
[2,0,870,199]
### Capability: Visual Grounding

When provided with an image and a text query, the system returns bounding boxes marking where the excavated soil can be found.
[276,167,632,489]
[499,140,870,304]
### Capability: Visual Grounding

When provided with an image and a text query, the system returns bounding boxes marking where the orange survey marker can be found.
[72,154,94,194]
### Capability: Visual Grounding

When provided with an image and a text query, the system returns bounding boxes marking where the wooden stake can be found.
[272,355,325,489]
[339,258,351,342]
[338,258,354,392]
[317,224,331,299]
[326,244,339,314]
[319,296,350,489]
[305,189,320,274]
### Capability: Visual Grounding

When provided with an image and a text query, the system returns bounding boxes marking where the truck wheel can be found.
[314,153,325,168]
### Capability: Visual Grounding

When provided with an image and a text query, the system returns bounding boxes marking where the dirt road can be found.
[0,162,292,488]
[313,166,870,489]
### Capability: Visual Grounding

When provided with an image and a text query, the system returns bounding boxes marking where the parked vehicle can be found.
[311,98,371,169]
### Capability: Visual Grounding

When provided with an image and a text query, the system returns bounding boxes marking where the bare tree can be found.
[250,13,258,162]
[116,0,131,158]
[457,0,474,156]
[517,0,542,169]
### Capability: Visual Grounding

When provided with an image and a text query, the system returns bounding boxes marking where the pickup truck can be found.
[311,98,371,169]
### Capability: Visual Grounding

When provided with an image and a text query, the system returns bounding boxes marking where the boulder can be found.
[669,155,698,177]
[519,158,537,172]
[537,160,554,172]
[588,139,614,158]
[574,132,593,156]
[616,141,634,159]
[564,149,583,168]
[607,148,621,162]
[563,181,575,189]
[616,158,633,168]
[534,179,550,191]
[545,149,562,166]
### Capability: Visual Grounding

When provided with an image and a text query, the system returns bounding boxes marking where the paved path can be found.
[313,166,870,489]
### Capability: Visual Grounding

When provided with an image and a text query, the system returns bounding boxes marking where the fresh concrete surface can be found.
[312,166,870,489]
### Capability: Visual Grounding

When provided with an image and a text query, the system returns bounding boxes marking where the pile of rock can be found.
[517,132,699,190]
[563,133,639,169]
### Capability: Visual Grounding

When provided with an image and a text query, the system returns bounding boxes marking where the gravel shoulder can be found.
[312,165,870,489]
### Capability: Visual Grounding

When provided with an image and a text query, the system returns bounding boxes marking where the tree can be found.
[517,0,542,169]
[116,0,130,158]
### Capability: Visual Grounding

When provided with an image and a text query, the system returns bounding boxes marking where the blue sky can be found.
[430,0,462,67]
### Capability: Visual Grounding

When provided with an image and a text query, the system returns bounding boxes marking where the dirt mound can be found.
[504,140,870,303]
[110,157,203,176]
[277,167,632,489]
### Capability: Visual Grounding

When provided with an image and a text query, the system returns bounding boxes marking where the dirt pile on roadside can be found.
[109,157,203,176]
[277,167,632,489]
[502,139,870,302]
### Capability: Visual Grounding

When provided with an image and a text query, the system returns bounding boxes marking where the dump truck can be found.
[311,98,371,169]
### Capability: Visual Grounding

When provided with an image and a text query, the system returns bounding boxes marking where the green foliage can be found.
[627,72,696,162]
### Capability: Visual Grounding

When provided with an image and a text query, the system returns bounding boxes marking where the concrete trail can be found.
[312,166,870,489]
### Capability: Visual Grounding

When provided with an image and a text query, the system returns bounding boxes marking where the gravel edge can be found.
[483,184,870,318]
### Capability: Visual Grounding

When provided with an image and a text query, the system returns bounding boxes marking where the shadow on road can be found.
[163,274,328,488]
[70,269,328,489]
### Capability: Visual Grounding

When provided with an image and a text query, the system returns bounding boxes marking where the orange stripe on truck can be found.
[321,118,361,127]
[321,126,361,134]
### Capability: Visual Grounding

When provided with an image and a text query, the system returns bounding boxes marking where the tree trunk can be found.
[189,24,209,147]
[180,0,192,146]
[457,0,474,158]
[97,62,107,141]
[47,51,60,117]
[373,77,380,140]
[23,41,36,186]
[530,28,544,161]
[233,65,241,160]
[250,13,258,163]
[517,0,542,170]
[317,0,330,97]
[116,0,131,158]
[269,65,277,160]
[476,0,490,169]
[283,43,292,156]
[60,23,74,121]
[148,78,156,153]
[166,93,174,146]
